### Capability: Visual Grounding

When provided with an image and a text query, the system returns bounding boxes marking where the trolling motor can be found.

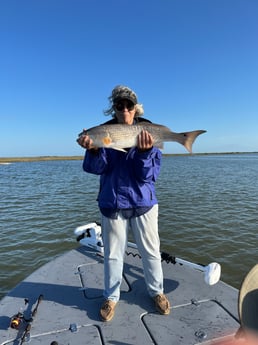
[160,252,221,286]
[74,222,221,285]
[74,222,104,253]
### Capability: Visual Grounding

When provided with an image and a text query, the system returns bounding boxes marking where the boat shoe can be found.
[100,300,117,322]
[154,294,171,315]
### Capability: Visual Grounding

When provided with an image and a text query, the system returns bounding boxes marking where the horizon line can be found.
[1,151,258,163]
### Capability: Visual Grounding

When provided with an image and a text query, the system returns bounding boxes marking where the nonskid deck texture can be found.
[0,246,240,344]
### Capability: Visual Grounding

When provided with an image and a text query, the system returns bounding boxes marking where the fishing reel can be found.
[10,312,23,329]
[9,298,29,330]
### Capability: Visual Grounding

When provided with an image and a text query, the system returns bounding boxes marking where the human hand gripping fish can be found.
[77,123,206,153]
[77,129,96,150]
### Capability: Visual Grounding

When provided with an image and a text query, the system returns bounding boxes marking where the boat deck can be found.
[0,245,240,344]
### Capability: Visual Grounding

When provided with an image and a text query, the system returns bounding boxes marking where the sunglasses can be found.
[114,101,135,111]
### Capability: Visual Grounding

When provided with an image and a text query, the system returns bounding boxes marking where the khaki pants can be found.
[101,204,164,302]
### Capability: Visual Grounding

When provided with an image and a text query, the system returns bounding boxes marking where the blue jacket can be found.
[83,133,162,210]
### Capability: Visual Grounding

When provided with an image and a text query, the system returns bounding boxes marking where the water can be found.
[0,154,257,299]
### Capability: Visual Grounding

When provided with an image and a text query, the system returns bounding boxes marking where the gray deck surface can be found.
[0,245,240,344]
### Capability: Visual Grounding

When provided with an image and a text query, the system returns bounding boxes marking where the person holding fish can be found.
[77,85,172,322]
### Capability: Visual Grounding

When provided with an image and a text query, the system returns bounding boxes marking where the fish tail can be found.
[178,130,206,153]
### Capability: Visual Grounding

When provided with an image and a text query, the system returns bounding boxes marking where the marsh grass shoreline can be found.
[0,152,257,163]
[0,156,84,163]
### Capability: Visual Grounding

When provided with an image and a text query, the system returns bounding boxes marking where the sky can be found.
[0,0,257,157]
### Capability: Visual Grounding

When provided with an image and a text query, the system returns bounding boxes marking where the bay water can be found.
[0,154,257,300]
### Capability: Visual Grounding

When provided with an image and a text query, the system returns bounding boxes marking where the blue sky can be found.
[1,0,257,157]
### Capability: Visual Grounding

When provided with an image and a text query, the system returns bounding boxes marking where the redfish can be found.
[78,123,206,153]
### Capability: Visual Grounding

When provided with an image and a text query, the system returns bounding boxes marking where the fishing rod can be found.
[18,294,43,344]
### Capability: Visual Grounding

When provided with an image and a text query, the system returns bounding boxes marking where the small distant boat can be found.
[0,222,244,344]
[0,162,11,165]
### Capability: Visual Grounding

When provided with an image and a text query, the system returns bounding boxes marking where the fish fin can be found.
[112,147,127,152]
[181,130,206,153]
